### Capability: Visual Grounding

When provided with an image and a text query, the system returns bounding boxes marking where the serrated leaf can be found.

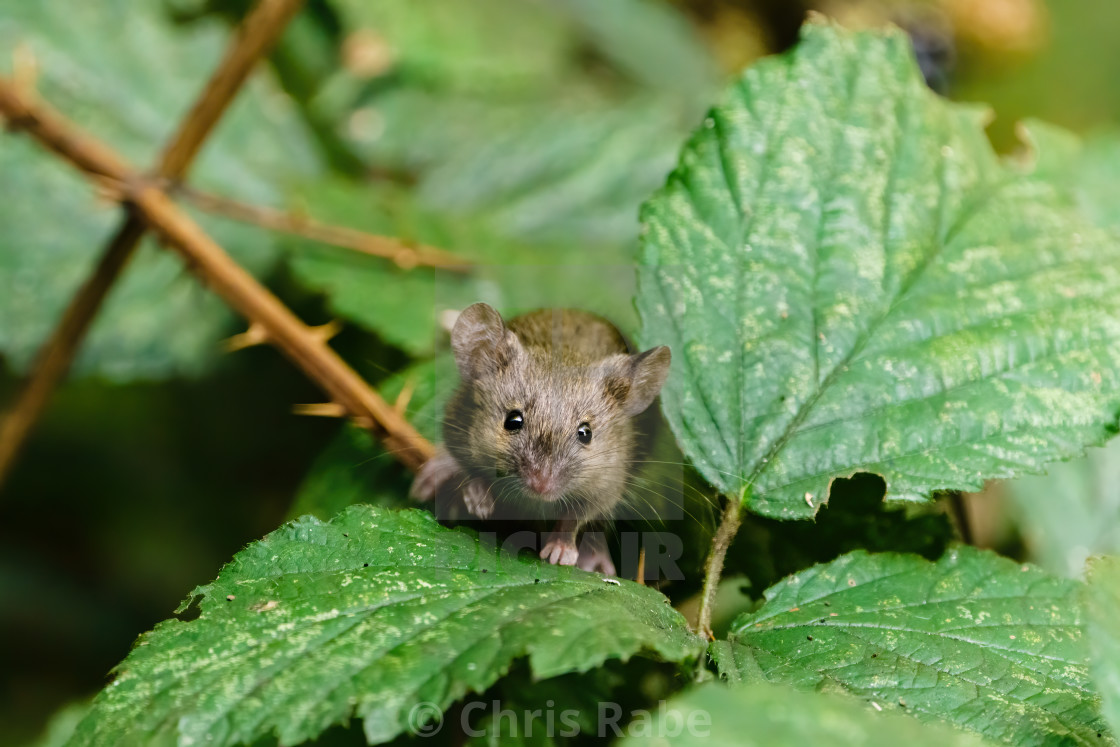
[1085,556,1120,740]
[68,505,703,746]
[0,0,317,379]
[618,681,992,746]
[637,20,1120,517]
[725,547,1110,746]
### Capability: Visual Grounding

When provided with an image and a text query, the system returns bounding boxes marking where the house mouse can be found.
[410,303,671,575]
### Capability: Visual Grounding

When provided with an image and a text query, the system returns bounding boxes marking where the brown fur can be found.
[439,305,670,526]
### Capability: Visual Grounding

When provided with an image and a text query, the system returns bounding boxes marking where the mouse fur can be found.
[410,303,671,574]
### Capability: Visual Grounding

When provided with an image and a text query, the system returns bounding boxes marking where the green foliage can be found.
[1006,437,1120,578]
[725,547,1110,746]
[284,182,641,356]
[68,505,703,746]
[15,5,1120,745]
[618,681,993,747]
[0,0,316,379]
[1086,556,1120,740]
[638,21,1120,518]
[288,357,449,520]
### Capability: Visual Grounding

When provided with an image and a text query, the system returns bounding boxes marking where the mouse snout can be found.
[522,468,561,499]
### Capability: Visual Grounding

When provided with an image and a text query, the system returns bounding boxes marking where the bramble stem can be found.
[0,0,306,491]
[696,497,743,639]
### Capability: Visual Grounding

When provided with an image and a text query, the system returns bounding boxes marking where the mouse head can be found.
[449,303,671,508]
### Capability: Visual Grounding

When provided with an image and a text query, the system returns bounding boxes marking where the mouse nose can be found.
[523,469,559,498]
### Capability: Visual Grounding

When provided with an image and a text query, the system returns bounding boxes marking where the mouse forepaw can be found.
[576,532,616,576]
[410,448,459,502]
[540,537,579,567]
[462,479,497,519]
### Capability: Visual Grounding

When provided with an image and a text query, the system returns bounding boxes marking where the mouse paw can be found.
[540,537,579,566]
[462,479,497,519]
[576,532,616,576]
[410,448,459,502]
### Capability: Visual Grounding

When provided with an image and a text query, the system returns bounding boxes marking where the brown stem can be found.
[947,490,974,545]
[176,185,469,271]
[0,75,435,472]
[696,497,743,639]
[0,0,305,490]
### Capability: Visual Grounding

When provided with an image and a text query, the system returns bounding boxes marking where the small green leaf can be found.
[638,20,1120,517]
[618,681,992,746]
[69,505,703,746]
[726,547,1110,746]
[1085,556,1120,739]
[1006,437,1120,578]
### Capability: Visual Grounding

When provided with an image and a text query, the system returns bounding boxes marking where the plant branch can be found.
[176,185,469,271]
[696,497,743,639]
[0,0,307,490]
[0,74,435,472]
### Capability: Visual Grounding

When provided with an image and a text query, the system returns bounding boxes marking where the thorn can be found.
[292,402,347,418]
[393,377,416,415]
[636,547,646,586]
[12,44,38,100]
[310,319,342,344]
[224,323,268,352]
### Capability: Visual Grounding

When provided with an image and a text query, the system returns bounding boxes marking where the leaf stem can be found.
[0,0,306,491]
[696,496,743,639]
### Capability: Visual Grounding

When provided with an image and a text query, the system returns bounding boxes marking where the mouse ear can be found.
[451,303,522,380]
[623,345,672,416]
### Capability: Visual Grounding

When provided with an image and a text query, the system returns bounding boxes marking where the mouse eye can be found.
[577,422,592,445]
[504,410,524,432]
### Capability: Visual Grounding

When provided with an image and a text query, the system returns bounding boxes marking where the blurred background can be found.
[3,0,1120,743]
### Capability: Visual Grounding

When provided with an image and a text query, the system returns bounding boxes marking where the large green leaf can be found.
[68,505,703,746]
[637,20,1120,517]
[0,0,316,379]
[1085,556,1120,740]
[618,681,992,746]
[724,547,1110,746]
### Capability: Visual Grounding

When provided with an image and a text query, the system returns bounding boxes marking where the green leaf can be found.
[0,0,317,379]
[285,181,640,355]
[69,505,703,746]
[1005,437,1120,578]
[332,0,571,93]
[727,473,954,594]
[618,681,992,746]
[551,0,719,104]
[1085,556,1120,740]
[726,547,1110,746]
[637,20,1120,517]
[1021,122,1120,238]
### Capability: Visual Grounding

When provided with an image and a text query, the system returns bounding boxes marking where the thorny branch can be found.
[175,185,469,271]
[0,52,435,474]
[0,0,307,487]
